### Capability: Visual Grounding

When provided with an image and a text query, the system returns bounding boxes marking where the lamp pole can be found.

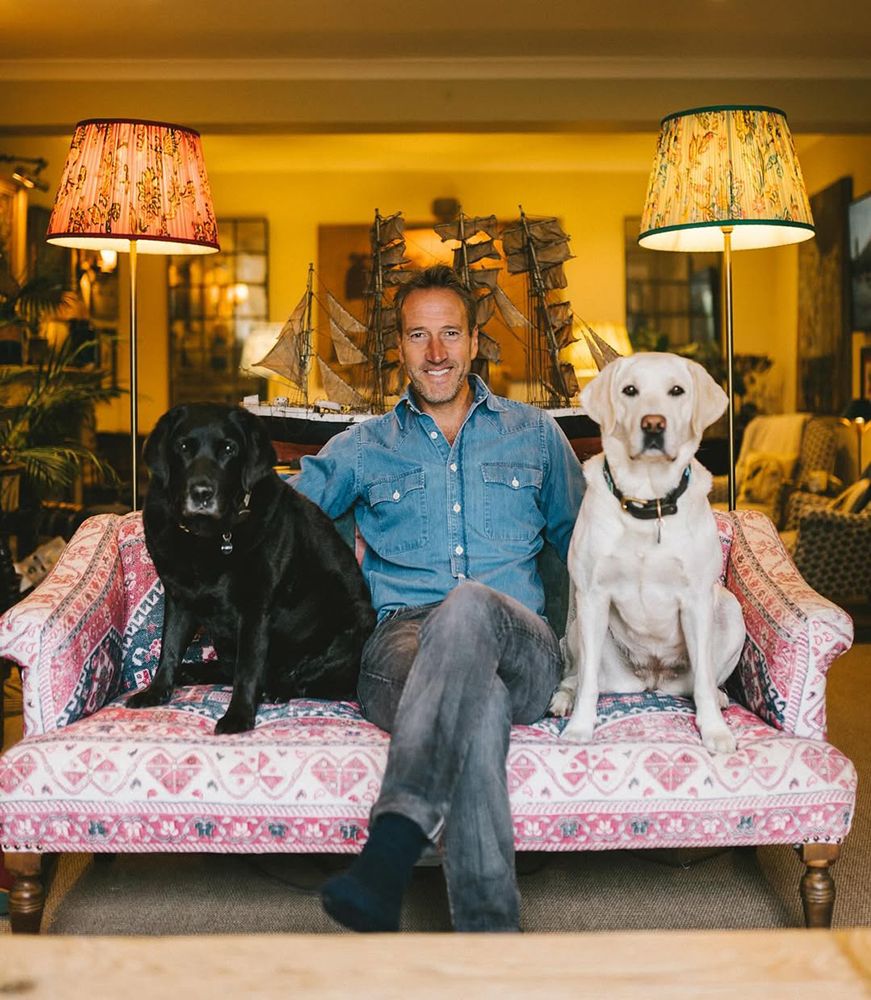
[722,226,736,512]
[129,240,139,511]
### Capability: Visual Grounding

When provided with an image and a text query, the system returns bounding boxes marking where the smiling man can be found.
[293,264,585,932]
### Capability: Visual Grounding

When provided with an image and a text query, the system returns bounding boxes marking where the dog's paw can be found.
[215,708,255,735]
[560,718,596,743]
[549,687,575,717]
[700,724,736,754]
[127,684,172,710]
[717,688,730,710]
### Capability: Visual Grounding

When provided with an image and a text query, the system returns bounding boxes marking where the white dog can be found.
[551,352,745,753]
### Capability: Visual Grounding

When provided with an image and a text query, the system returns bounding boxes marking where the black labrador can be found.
[127,402,376,734]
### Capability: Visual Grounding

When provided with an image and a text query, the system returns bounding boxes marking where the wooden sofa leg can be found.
[6,852,45,934]
[797,843,840,928]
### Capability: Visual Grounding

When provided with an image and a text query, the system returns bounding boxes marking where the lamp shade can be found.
[639,105,814,252]
[46,118,219,255]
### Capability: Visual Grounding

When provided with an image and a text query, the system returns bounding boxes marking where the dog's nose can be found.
[189,484,215,508]
[641,414,667,434]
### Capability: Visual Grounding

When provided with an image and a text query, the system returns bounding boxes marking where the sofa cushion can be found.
[0,686,854,855]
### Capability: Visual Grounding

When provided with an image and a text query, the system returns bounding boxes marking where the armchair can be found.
[785,489,871,606]
[711,414,843,530]
[0,510,856,933]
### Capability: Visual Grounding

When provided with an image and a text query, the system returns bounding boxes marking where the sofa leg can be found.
[6,852,45,934]
[797,843,840,928]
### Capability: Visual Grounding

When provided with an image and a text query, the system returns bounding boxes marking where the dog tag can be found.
[221,532,234,556]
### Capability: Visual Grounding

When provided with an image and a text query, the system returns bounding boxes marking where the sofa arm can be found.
[0,514,126,736]
[723,509,853,741]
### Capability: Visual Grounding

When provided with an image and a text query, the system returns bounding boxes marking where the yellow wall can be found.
[4,131,870,436]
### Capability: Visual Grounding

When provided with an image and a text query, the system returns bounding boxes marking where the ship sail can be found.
[316,357,368,409]
[435,214,499,242]
[329,318,368,365]
[253,291,309,387]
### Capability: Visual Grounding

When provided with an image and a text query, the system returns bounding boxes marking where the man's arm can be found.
[539,412,585,561]
[290,426,360,518]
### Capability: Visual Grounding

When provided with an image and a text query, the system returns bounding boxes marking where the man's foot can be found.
[320,812,428,932]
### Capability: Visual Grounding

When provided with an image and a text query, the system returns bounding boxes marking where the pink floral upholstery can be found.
[0,511,856,857]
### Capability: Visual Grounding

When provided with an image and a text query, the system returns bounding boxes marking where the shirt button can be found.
[457,573,466,580]
[392,490,400,501]
[454,545,464,555]
[450,463,457,472]
[430,431,438,439]
[511,477,520,489]
[453,503,461,513]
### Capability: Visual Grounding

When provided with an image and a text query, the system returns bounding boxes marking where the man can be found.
[293,264,584,932]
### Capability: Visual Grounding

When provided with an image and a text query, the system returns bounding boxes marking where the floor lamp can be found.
[638,105,815,510]
[46,119,220,510]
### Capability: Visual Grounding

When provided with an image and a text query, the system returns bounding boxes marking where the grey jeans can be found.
[357,580,562,931]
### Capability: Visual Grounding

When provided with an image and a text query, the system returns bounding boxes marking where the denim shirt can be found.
[292,376,585,621]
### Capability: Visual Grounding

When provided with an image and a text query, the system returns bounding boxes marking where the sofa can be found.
[0,508,857,933]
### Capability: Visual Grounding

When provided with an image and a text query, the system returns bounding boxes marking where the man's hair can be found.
[394,264,478,336]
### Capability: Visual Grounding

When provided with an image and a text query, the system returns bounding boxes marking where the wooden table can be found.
[0,928,868,999]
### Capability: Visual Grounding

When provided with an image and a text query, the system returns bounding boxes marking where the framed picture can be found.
[861,345,871,401]
[849,192,871,332]
[797,176,853,414]
[0,176,27,280]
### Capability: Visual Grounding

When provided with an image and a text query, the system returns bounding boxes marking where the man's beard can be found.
[407,365,469,405]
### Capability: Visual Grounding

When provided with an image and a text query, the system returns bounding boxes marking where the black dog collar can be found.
[602,459,691,521]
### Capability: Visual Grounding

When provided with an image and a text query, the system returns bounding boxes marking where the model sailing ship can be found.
[243,207,615,454]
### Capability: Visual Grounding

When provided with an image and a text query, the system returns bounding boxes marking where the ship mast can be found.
[518,205,572,405]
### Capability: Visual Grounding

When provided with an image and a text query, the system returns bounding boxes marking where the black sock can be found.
[320,812,428,932]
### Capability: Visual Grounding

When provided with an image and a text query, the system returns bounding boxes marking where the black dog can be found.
[127,402,376,734]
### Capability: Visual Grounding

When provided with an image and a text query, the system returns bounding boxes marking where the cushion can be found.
[0,687,855,854]
[829,478,871,514]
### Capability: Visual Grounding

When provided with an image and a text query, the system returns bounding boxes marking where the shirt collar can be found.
[395,374,507,427]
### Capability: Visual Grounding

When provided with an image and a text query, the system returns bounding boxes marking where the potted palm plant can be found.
[0,334,120,508]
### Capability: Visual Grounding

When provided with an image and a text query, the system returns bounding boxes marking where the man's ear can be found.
[228,407,277,491]
[580,359,620,436]
[688,359,729,437]
[143,405,187,484]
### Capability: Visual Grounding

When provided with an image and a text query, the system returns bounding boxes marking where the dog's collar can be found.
[602,460,691,521]
[177,492,252,556]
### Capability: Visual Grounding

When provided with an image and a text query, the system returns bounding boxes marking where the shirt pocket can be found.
[358,468,428,555]
[481,463,545,541]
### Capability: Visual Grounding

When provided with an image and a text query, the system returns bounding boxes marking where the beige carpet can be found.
[2,642,868,935]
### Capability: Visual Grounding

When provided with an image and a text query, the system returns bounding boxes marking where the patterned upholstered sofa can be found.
[0,509,856,933]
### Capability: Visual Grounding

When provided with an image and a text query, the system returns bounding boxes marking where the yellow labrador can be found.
[551,353,745,753]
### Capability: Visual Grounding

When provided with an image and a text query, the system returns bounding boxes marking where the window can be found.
[168,217,268,405]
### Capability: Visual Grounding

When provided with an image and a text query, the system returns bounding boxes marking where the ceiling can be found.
[2,1,871,134]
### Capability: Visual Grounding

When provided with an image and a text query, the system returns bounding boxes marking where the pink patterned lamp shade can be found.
[46,118,219,255]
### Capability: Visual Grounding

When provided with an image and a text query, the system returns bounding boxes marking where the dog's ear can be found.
[229,407,277,491]
[688,359,729,437]
[580,359,620,436]
[143,406,187,484]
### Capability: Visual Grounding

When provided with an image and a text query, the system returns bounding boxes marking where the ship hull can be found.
[244,401,601,465]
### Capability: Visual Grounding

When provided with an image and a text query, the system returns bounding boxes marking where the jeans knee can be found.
[426,582,505,636]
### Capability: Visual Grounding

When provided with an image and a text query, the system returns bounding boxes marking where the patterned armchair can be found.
[711,415,843,530]
[784,490,871,606]
[0,510,856,933]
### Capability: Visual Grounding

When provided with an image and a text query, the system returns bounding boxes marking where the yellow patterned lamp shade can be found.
[46,118,219,254]
[639,105,814,252]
